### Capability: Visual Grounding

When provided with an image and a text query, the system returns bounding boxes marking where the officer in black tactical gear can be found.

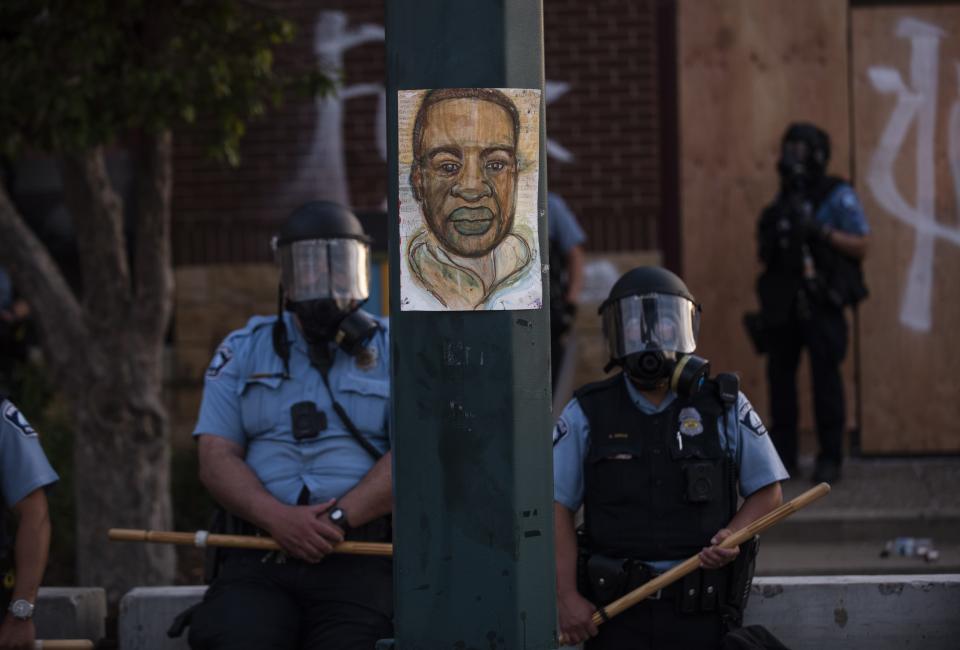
[553,267,787,649]
[750,123,869,484]
[187,201,393,650]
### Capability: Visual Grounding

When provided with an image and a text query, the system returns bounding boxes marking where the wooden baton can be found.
[559,482,831,645]
[108,528,393,557]
[34,641,95,649]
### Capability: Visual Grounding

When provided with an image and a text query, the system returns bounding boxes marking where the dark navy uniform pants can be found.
[765,306,848,470]
[188,550,392,650]
[585,597,725,650]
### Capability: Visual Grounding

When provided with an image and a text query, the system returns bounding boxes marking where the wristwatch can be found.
[329,506,351,533]
[8,599,34,620]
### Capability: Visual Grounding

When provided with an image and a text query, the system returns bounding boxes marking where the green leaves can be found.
[0,0,333,164]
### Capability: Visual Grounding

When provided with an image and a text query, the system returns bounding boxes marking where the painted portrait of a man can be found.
[399,88,541,311]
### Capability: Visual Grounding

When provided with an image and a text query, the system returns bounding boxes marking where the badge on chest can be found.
[678,407,704,437]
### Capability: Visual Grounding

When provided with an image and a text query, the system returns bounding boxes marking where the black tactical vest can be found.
[577,373,737,560]
[757,176,867,324]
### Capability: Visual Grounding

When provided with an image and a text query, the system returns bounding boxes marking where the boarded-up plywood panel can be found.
[852,6,960,453]
[678,0,851,441]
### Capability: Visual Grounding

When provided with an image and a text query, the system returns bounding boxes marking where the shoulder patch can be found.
[737,398,752,422]
[739,397,768,437]
[552,417,569,446]
[206,344,234,379]
[2,401,37,438]
[839,187,858,209]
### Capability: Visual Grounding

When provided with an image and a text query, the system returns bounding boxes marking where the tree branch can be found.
[0,184,90,384]
[58,147,131,331]
[132,130,174,351]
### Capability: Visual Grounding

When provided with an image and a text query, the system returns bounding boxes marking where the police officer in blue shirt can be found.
[547,192,587,390]
[0,396,58,650]
[553,267,787,649]
[187,202,393,650]
[754,123,869,484]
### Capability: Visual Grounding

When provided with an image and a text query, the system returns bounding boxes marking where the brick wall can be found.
[171,0,669,263]
[544,0,663,252]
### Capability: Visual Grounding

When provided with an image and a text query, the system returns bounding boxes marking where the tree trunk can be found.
[70,372,175,602]
[0,133,177,602]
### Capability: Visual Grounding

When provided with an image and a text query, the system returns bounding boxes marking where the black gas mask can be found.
[621,350,710,398]
[777,146,814,193]
[289,298,354,344]
[777,123,830,195]
[270,201,378,370]
[601,274,708,398]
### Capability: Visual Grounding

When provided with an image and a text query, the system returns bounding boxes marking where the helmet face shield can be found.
[603,294,699,360]
[276,238,370,303]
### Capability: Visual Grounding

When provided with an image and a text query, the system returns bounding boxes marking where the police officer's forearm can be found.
[553,502,579,597]
[726,482,783,534]
[11,489,50,603]
[197,434,286,531]
[335,452,392,528]
[825,229,868,261]
[566,245,586,304]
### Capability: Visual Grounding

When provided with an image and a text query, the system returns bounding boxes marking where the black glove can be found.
[799,214,832,242]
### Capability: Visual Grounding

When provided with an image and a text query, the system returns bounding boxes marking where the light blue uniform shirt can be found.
[552,374,788,570]
[1,398,59,507]
[817,183,869,236]
[548,192,587,254]
[193,311,390,506]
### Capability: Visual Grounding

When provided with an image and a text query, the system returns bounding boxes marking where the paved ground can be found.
[756,454,960,575]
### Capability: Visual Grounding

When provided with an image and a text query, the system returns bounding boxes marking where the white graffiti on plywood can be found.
[867,17,960,333]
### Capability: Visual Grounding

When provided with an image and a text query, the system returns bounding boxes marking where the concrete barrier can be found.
[36,587,106,646]
[118,586,205,650]
[746,575,960,650]
[117,576,960,649]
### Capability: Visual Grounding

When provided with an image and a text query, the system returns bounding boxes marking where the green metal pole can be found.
[385,1,555,648]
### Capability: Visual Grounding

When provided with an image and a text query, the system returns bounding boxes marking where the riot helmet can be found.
[600,267,709,396]
[273,201,376,350]
[777,122,830,191]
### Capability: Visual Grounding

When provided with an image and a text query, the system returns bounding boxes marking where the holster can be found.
[577,551,658,607]
[585,554,630,606]
[722,535,760,628]
[167,507,232,639]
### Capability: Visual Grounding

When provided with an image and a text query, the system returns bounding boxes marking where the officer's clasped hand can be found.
[265,498,345,564]
[698,528,740,569]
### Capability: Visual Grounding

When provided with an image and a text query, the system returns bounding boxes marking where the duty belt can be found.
[581,552,730,614]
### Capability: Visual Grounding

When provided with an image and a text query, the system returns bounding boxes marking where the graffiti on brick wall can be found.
[300,11,386,207]
[867,17,960,333]
[546,81,575,163]
[302,11,574,211]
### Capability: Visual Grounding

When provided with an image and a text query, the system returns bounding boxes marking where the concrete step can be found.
[756,539,960,575]
[764,514,960,543]
[128,577,960,650]
[750,456,960,575]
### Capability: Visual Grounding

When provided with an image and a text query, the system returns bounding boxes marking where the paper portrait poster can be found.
[398,88,542,311]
